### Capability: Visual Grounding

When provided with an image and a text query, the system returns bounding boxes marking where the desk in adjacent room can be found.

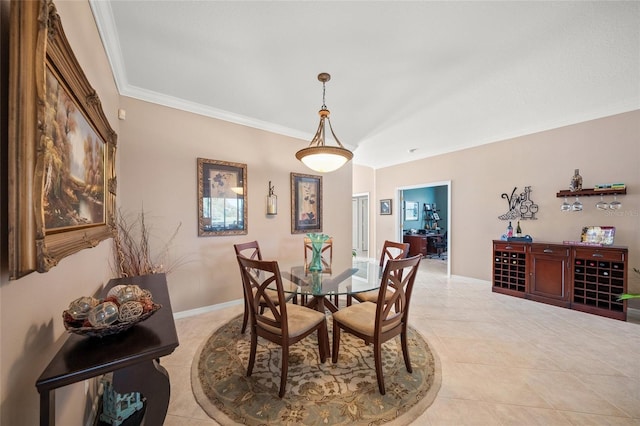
[404,233,444,257]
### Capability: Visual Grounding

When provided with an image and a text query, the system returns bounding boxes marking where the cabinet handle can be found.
[543,249,553,253]
[505,245,513,250]
[591,253,604,258]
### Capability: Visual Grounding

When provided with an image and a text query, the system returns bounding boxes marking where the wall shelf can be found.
[556,188,627,198]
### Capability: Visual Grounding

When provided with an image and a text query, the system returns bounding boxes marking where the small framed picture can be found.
[291,172,322,234]
[432,212,441,221]
[380,199,392,215]
[404,201,419,221]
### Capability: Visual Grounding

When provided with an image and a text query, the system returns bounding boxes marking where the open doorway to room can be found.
[352,193,369,259]
[398,182,450,277]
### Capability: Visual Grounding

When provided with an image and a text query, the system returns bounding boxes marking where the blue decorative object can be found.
[306,233,330,272]
[100,376,145,426]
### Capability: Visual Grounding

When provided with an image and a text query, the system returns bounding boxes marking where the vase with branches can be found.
[112,209,184,278]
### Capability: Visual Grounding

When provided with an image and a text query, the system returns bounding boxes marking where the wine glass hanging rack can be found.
[556,188,627,198]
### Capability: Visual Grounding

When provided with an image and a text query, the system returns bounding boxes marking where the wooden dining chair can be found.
[233,241,295,334]
[347,240,410,306]
[236,255,329,398]
[331,254,422,395]
[302,237,335,305]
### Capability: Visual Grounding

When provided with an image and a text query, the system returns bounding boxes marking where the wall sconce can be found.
[266,181,277,215]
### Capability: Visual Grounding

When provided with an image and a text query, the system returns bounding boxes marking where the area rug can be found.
[191,315,441,425]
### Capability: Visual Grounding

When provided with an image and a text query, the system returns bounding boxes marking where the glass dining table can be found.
[277,260,383,314]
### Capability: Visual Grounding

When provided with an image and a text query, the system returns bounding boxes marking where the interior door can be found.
[352,195,369,255]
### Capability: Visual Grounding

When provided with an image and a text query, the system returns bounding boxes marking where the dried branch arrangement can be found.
[112,209,183,278]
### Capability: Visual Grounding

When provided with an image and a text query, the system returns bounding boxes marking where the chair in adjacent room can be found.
[432,231,448,260]
[236,255,329,398]
[233,241,296,334]
[346,240,410,306]
[331,254,422,395]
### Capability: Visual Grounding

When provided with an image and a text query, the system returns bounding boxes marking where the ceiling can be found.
[89,1,639,170]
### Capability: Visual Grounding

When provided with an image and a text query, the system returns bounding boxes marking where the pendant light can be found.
[295,73,353,173]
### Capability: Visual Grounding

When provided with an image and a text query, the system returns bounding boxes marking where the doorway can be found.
[352,193,369,258]
[398,181,451,277]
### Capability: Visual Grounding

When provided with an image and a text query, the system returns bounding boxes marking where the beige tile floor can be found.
[162,259,640,426]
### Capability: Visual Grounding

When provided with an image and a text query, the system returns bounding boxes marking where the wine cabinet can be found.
[572,247,627,320]
[492,240,628,320]
[492,242,527,296]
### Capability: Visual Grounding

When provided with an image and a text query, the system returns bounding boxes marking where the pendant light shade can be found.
[295,73,353,173]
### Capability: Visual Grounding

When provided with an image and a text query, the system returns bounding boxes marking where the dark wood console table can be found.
[36,273,179,426]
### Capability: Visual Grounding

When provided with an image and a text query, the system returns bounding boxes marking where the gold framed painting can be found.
[290,172,322,234]
[8,0,117,278]
[197,158,248,236]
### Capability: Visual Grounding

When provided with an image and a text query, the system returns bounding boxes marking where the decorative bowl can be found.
[62,285,161,338]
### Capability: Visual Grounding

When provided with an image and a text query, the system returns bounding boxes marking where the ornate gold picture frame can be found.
[197,158,248,236]
[290,172,322,234]
[8,0,117,278]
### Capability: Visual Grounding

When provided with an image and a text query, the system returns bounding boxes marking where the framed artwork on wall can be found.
[404,201,419,221]
[380,199,392,215]
[197,158,248,236]
[291,172,322,234]
[8,0,117,278]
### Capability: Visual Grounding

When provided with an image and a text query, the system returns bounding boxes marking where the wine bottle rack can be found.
[492,241,628,320]
[572,248,626,320]
[492,242,527,296]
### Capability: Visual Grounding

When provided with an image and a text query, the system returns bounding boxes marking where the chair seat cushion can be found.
[261,304,326,338]
[333,302,400,336]
[333,302,377,336]
[353,288,395,303]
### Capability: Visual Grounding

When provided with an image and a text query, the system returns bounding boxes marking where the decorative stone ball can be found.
[118,301,144,322]
[116,285,143,305]
[88,302,119,327]
[67,296,99,320]
[107,285,127,299]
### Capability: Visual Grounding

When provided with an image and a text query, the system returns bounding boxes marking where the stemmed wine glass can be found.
[609,194,622,210]
[596,194,608,210]
[572,196,583,211]
[560,196,571,212]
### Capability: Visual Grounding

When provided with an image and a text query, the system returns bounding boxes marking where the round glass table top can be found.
[277,260,382,297]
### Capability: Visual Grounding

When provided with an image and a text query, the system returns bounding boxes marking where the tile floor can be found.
[162,259,640,426]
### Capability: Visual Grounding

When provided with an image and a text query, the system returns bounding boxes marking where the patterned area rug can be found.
[191,315,441,425]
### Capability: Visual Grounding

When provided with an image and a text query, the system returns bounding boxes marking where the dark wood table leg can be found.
[40,390,54,426]
[305,295,338,313]
[305,295,337,355]
[112,359,170,426]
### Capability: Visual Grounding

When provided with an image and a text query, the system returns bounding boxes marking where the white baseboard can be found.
[173,298,243,320]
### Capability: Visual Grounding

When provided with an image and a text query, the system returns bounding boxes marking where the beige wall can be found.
[0,1,120,424]
[1,1,637,425]
[370,110,639,294]
[1,1,352,423]
[117,96,353,313]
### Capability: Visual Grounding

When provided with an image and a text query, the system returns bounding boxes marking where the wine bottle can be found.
[570,169,583,192]
[507,221,513,238]
[516,221,522,237]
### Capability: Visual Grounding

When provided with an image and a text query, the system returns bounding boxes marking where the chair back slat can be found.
[234,240,263,260]
[375,255,421,336]
[237,256,288,336]
[379,240,410,267]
